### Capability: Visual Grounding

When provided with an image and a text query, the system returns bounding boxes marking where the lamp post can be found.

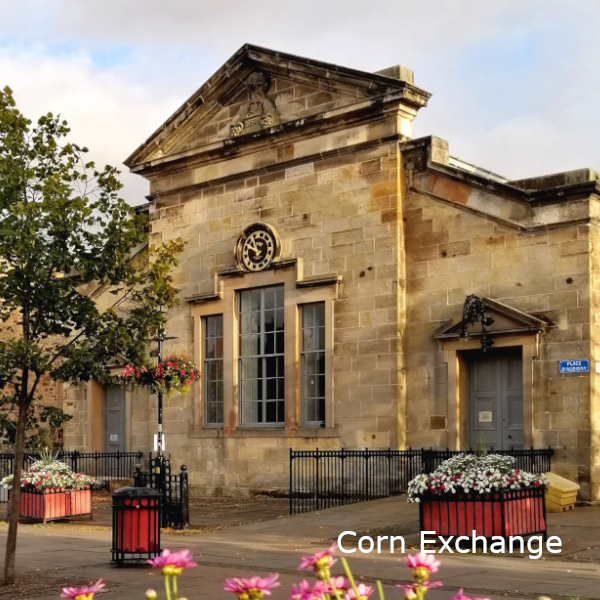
[155,329,177,457]
[156,328,165,458]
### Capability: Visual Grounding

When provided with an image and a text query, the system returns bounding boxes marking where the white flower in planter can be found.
[407,454,547,502]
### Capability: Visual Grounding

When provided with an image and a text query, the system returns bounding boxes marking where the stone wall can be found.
[142,125,406,495]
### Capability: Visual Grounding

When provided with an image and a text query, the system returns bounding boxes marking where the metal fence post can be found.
[134,464,143,487]
[364,448,370,502]
[180,465,189,529]
[315,448,320,512]
[289,449,293,515]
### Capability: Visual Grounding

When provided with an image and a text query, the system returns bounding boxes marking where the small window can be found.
[204,315,223,427]
[301,303,326,427]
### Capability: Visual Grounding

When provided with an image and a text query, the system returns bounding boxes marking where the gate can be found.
[134,453,189,529]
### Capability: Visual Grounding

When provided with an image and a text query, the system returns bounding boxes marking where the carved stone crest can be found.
[229,71,280,137]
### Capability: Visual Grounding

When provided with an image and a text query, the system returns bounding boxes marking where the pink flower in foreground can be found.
[404,552,440,580]
[298,542,337,576]
[290,580,328,600]
[447,590,491,600]
[344,583,374,600]
[397,581,443,596]
[224,574,280,599]
[327,576,350,594]
[61,579,105,599]
[148,549,197,575]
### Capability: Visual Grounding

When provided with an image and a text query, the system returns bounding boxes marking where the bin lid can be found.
[545,472,580,492]
[112,486,162,498]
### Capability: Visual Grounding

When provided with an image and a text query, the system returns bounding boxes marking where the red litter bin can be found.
[111,486,162,567]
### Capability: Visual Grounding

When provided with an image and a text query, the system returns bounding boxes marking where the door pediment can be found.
[434,297,546,340]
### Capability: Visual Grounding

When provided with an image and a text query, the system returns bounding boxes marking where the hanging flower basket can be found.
[408,454,548,540]
[3,458,94,524]
[120,356,200,400]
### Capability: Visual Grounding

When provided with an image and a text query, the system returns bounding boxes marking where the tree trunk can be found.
[3,397,28,585]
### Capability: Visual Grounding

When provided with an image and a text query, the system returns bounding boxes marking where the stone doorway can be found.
[466,348,523,451]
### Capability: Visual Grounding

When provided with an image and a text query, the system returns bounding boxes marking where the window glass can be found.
[239,286,285,425]
[301,303,326,426]
[204,315,224,426]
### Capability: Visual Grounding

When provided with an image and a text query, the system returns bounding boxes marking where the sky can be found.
[1,0,599,205]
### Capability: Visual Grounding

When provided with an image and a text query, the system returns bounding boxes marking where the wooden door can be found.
[467,350,523,450]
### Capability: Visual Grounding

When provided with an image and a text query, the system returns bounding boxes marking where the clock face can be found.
[241,228,276,271]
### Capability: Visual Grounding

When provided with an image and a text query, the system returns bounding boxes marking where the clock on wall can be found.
[236,223,281,272]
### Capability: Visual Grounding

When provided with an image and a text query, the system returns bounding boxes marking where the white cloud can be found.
[0,47,182,204]
[1,0,600,202]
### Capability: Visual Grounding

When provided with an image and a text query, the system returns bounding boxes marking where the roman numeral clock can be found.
[236,223,282,272]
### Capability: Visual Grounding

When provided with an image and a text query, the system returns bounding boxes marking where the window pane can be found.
[264,310,275,332]
[265,332,275,355]
[265,402,277,423]
[251,289,261,310]
[264,288,275,310]
[303,328,314,352]
[241,290,251,312]
[266,378,277,400]
[238,286,285,425]
[276,332,285,354]
[304,304,314,328]
[266,357,277,378]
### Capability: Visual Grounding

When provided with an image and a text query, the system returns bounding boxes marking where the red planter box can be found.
[419,487,546,539]
[11,488,92,525]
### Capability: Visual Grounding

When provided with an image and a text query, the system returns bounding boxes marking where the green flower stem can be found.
[165,574,172,600]
[376,580,385,600]
[173,574,178,600]
[340,558,360,600]
[416,583,426,600]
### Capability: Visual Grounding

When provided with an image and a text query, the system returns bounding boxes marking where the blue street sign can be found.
[559,359,589,374]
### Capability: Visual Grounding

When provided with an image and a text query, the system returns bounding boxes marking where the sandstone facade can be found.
[63,45,600,500]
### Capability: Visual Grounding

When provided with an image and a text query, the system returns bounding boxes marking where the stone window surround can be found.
[442,334,540,450]
[189,261,339,439]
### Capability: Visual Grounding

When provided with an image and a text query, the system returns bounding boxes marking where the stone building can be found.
[64,44,600,500]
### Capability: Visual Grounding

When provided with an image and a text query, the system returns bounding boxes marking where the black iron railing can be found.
[134,453,189,530]
[0,451,144,500]
[290,447,554,515]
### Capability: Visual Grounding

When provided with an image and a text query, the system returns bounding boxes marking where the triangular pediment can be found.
[434,297,546,340]
[125,44,431,169]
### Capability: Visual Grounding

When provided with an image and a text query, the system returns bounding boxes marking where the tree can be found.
[0,86,183,584]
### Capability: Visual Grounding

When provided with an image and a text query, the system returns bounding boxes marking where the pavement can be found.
[0,496,599,600]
